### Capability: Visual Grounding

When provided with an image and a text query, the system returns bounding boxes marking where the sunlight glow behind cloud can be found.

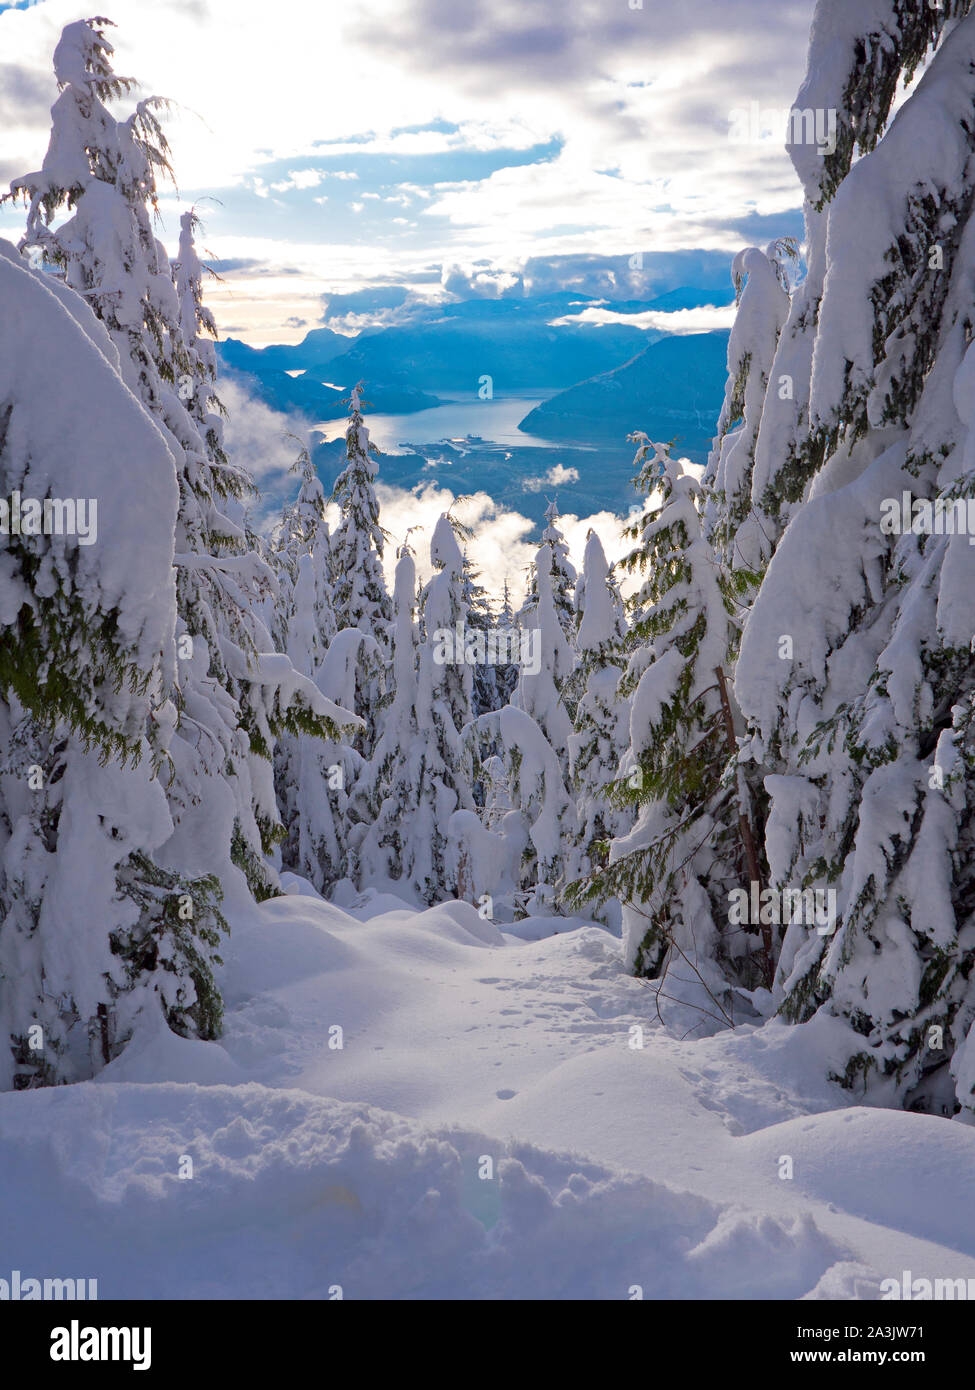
[0,0,813,341]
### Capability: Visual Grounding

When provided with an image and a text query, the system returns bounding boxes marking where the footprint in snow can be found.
[495,1089,517,1100]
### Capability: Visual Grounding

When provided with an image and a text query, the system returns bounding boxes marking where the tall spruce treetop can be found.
[274,443,336,671]
[330,384,392,642]
[704,243,791,572]
[329,386,392,756]
[423,514,475,737]
[500,577,515,627]
[494,575,520,708]
[10,19,181,412]
[522,499,578,642]
[575,530,627,658]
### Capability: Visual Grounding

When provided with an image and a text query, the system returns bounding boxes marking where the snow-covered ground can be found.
[3,888,975,1300]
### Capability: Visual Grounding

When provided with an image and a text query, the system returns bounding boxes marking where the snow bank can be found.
[3,889,975,1298]
[0,1081,849,1300]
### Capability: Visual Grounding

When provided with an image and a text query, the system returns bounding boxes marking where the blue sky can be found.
[0,0,815,342]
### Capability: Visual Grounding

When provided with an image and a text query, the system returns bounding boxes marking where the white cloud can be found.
[0,0,815,340]
[373,482,634,605]
[441,262,523,298]
[270,168,326,192]
[220,375,308,487]
[522,463,581,493]
[549,304,738,332]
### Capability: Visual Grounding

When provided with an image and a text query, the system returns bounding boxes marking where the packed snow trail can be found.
[2,889,974,1298]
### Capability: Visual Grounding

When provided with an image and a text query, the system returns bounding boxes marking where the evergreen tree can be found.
[566,530,631,889]
[3,18,354,1079]
[522,499,578,643]
[272,447,368,894]
[463,552,501,718]
[9,22,351,910]
[423,514,475,739]
[513,541,576,780]
[704,242,792,572]
[475,537,578,905]
[740,0,970,573]
[573,438,765,1014]
[734,0,975,1113]
[415,516,476,893]
[356,538,473,905]
[475,705,577,902]
[0,240,226,1087]
[274,443,335,637]
[495,577,520,707]
[329,384,392,754]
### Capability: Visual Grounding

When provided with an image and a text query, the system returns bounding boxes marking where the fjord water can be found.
[314,390,585,452]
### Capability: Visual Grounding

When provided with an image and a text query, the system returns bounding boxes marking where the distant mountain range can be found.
[519,331,731,461]
[318,294,657,395]
[217,325,444,417]
[216,289,733,478]
[217,325,352,375]
[218,363,441,418]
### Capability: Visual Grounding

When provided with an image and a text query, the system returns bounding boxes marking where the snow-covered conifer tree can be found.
[522,499,578,644]
[7,18,355,911]
[566,530,631,889]
[271,447,370,893]
[704,242,792,572]
[735,0,975,1114]
[0,241,229,1087]
[273,443,336,670]
[423,514,475,739]
[576,438,765,1010]
[329,385,392,754]
[474,706,576,903]
[513,541,576,779]
[357,538,472,905]
[463,553,501,717]
[494,577,520,708]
